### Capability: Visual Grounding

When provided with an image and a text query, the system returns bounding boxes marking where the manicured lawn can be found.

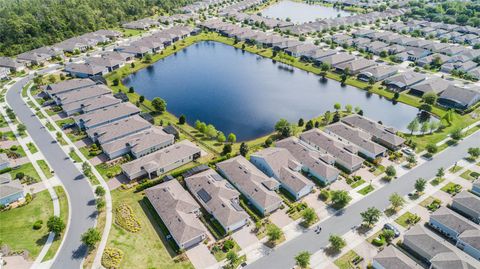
[9,162,41,184]
[0,190,53,259]
[95,163,122,180]
[36,159,53,179]
[211,240,241,261]
[43,186,69,261]
[420,196,442,212]
[449,165,463,173]
[105,188,193,269]
[460,170,479,181]
[68,150,82,163]
[357,184,375,195]
[334,250,362,269]
[79,146,102,160]
[395,212,420,228]
[55,118,74,128]
[27,142,38,154]
[350,179,365,189]
[441,182,462,196]
[430,177,446,186]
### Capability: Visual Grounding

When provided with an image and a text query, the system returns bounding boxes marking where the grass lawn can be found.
[27,142,38,154]
[460,170,479,181]
[420,196,442,211]
[36,159,53,179]
[43,186,68,261]
[441,182,462,196]
[449,165,463,173]
[350,179,365,189]
[79,146,102,160]
[2,144,27,157]
[68,150,82,163]
[395,212,420,228]
[357,185,375,195]
[211,240,241,261]
[0,190,53,259]
[45,122,55,131]
[9,162,41,184]
[105,188,193,269]
[333,250,362,269]
[430,177,446,186]
[55,118,74,128]
[95,163,122,181]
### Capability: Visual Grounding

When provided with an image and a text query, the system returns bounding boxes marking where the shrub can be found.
[33,220,43,230]
[114,203,141,233]
[101,247,124,269]
[223,239,235,252]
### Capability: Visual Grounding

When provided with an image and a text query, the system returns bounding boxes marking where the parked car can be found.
[402,148,415,156]
[383,223,400,237]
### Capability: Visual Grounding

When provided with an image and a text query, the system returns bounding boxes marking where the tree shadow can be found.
[71,244,88,260]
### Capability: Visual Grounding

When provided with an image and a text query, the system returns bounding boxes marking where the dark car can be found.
[383,223,400,237]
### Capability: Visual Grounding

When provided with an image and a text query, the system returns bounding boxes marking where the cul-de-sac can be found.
[0,0,480,269]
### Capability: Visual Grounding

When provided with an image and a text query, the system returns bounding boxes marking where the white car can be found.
[402,148,415,156]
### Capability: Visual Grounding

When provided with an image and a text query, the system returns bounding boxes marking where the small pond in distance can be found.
[123,41,427,141]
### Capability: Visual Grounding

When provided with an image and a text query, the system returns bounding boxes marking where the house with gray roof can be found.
[451,191,480,224]
[86,55,125,72]
[383,71,426,92]
[54,84,111,105]
[416,53,452,67]
[372,245,421,269]
[0,57,26,72]
[422,42,450,53]
[472,179,480,197]
[65,62,108,78]
[0,174,24,206]
[358,65,398,82]
[317,53,356,67]
[440,46,468,56]
[216,156,282,216]
[362,41,389,55]
[250,148,314,200]
[74,102,140,130]
[114,44,152,58]
[86,115,151,144]
[438,85,480,111]
[145,180,207,250]
[457,229,480,261]
[385,44,406,55]
[276,137,339,185]
[44,78,96,98]
[122,140,201,180]
[302,49,337,63]
[0,67,9,80]
[17,51,51,66]
[185,169,249,232]
[325,123,387,160]
[334,58,377,75]
[393,46,431,62]
[101,127,174,160]
[409,77,451,97]
[285,43,317,58]
[62,94,121,116]
[441,61,478,74]
[341,114,405,150]
[299,129,363,173]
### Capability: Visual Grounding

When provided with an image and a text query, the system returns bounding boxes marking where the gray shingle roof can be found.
[325,123,387,156]
[430,206,477,234]
[373,245,420,269]
[45,78,96,96]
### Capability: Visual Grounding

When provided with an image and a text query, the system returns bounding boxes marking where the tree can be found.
[329,234,346,252]
[360,207,381,227]
[151,97,167,113]
[323,111,332,125]
[205,124,217,138]
[305,120,314,130]
[415,178,427,193]
[81,228,101,249]
[320,63,330,78]
[96,198,105,210]
[468,147,480,159]
[226,251,238,268]
[450,128,463,141]
[422,92,437,105]
[389,193,405,210]
[227,133,236,143]
[239,142,249,157]
[47,216,65,234]
[345,104,352,113]
[178,115,186,124]
[222,144,232,155]
[382,229,395,243]
[267,225,283,243]
[426,144,438,154]
[295,251,311,269]
[407,118,419,135]
[330,190,352,208]
[128,87,134,93]
[420,121,429,135]
[17,124,26,134]
[139,95,145,103]
[436,167,445,178]
[217,132,226,143]
[385,165,396,177]
[429,121,439,134]
[275,119,292,137]
[302,207,317,226]
[298,118,304,127]
[334,103,341,111]
[95,186,105,197]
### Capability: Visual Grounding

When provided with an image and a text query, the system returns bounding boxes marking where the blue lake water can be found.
[123,41,424,141]
[261,0,352,24]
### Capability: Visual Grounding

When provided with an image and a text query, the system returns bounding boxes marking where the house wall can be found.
[0,191,24,206]
[456,240,480,261]
[472,185,480,197]
[428,218,460,240]
[402,237,431,264]
[452,201,480,224]
[179,233,206,250]
[105,147,130,160]
[226,218,248,233]
[133,139,174,159]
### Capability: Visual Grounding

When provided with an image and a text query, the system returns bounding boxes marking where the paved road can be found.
[247,130,480,269]
[6,72,96,269]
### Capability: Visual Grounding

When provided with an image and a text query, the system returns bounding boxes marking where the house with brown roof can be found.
[217,156,282,216]
[250,148,314,200]
[185,169,249,232]
[145,180,207,249]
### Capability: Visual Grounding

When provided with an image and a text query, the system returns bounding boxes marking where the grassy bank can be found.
[43,186,69,261]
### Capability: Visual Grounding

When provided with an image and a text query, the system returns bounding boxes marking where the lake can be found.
[261,0,352,24]
[123,41,425,141]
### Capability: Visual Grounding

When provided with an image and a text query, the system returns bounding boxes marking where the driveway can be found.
[185,244,217,269]
[6,74,96,269]
[232,226,259,250]
[247,131,480,269]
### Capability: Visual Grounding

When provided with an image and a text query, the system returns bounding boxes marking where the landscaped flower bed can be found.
[114,203,141,233]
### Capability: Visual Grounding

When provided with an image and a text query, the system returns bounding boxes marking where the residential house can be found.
[334,58,377,75]
[0,153,11,170]
[363,41,389,55]
[302,49,336,63]
[216,156,282,216]
[383,71,426,92]
[74,102,140,130]
[393,46,431,62]
[250,148,314,200]
[145,180,207,249]
[408,77,451,97]
[438,85,480,111]
[62,94,122,116]
[457,230,480,261]
[0,57,26,72]
[317,53,356,67]
[101,127,174,160]
[44,78,97,98]
[341,114,405,150]
[86,55,125,72]
[122,141,201,180]
[372,245,420,269]
[299,129,364,173]
[358,65,398,82]
[53,84,111,105]
[185,169,249,232]
[65,62,108,78]
[0,174,24,206]
[324,123,387,160]
[0,67,10,80]
[472,179,480,197]
[451,191,480,224]
[276,137,339,185]
[16,51,51,66]
[285,44,317,58]
[86,115,151,145]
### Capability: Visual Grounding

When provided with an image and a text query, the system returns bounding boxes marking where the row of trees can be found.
[194,120,236,144]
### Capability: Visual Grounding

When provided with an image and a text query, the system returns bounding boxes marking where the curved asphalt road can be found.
[7,72,96,269]
[247,130,480,269]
